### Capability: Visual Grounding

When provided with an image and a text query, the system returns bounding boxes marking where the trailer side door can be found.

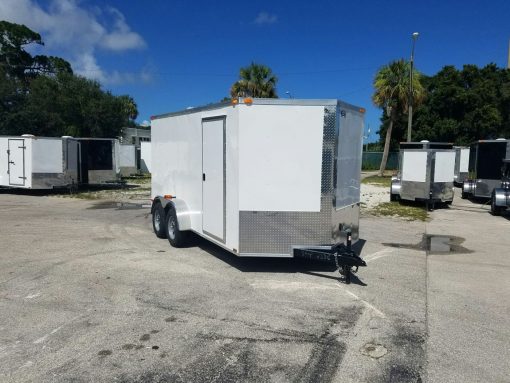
[202,117,226,242]
[8,139,26,186]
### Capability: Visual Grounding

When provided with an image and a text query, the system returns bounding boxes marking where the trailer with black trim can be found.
[150,98,366,282]
[462,139,510,199]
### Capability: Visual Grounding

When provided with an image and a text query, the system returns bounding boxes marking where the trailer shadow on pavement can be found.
[191,232,368,285]
[0,183,139,197]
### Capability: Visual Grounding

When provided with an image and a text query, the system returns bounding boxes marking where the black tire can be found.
[461,191,468,199]
[152,203,167,238]
[390,193,397,202]
[166,207,188,247]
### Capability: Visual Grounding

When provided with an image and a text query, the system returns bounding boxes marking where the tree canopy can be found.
[0,21,137,138]
[376,63,510,148]
[230,62,278,98]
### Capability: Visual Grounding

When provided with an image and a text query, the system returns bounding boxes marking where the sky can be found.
[1,0,510,142]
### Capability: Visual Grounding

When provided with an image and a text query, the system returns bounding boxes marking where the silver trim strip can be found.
[151,98,364,120]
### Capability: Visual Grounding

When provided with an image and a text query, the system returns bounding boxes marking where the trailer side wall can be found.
[151,105,240,251]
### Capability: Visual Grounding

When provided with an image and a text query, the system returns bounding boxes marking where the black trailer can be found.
[462,139,510,199]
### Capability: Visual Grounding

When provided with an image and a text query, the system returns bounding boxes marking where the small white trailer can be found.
[118,144,137,176]
[140,141,151,173]
[453,146,470,186]
[390,141,456,209]
[0,135,80,189]
[150,98,366,282]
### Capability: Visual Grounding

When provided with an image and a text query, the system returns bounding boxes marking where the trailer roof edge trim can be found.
[151,98,364,120]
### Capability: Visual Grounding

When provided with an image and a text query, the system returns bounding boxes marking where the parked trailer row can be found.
[0,135,120,189]
[149,98,367,282]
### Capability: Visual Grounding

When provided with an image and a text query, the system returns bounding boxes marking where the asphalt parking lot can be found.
[0,189,509,383]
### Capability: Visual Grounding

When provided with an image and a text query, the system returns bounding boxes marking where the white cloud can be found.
[0,0,147,84]
[253,12,278,25]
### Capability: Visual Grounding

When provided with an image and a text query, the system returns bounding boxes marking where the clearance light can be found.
[231,98,239,105]
[359,108,366,114]
[244,97,253,105]
[163,194,174,200]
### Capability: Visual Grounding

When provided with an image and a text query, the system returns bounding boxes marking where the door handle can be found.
[9,161,15,165]
[202,173,206,181]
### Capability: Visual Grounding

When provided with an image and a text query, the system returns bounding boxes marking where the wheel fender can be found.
[390,177,401,196]
[462,179,475,195]
[493,188,509,207]
[154,197,192,231]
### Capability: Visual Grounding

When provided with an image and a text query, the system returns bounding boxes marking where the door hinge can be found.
[19,146,26,149]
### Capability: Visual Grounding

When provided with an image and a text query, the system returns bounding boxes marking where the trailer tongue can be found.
[293,231,367,284]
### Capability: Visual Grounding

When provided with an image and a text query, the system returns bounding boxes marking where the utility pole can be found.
[407,32,419,142]
[507,39,510,69]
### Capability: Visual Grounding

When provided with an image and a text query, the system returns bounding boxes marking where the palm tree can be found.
[372,59,425,176]
[230,62,278,98]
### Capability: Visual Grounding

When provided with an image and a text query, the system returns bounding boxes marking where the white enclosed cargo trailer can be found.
[150,98,367,281]
[390,141,456,208]
[118,144,137,176]
[0,135,80,189]
[453,146,470,186]
[140,141,151,173]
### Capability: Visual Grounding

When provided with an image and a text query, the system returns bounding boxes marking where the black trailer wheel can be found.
[491,194,503,216]
[152,203,167,238]
[166,207,188,247]
[390,193,398,202]
[461,191,468,199]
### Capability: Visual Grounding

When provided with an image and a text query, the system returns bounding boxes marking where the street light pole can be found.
[407,32,419,142]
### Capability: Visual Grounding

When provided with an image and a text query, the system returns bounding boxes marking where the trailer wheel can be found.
[491,194,502,216]
[166,207,187,247]
[461,191,468,199]
[152,203,167,238]
[390,193,399,202]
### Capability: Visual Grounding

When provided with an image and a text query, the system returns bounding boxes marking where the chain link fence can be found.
[362,152,399,170]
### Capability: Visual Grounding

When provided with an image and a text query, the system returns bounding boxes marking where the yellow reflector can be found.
[244,97,253,104]
[231,99,239,105]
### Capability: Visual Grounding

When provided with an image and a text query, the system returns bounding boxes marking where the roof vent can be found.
[496,138,506,140]
[21,134,35,137]
[420,140,429,143]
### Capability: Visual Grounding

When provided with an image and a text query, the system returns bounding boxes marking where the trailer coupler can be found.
[294,232,366,284]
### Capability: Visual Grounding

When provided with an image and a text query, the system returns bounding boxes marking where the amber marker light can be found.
[243,97,253,105]
[231,99,239,105]
[359,108,366,113]
[163,194,174,200]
